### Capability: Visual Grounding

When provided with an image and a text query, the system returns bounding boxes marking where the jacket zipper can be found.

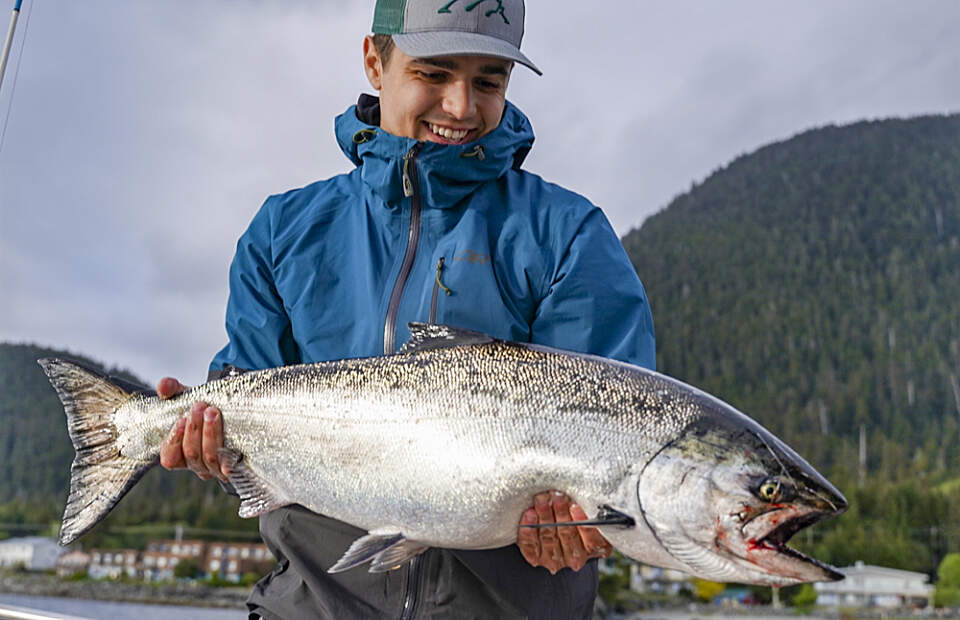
[383,144,423,355]
[400,552,423,620]
[429,256,450,324]
[384,144,425,619]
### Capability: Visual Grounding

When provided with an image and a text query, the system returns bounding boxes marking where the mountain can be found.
[623,114,960,480]
[621,114,960,573]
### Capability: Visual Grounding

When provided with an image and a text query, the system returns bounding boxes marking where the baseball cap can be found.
[372,0,541,75]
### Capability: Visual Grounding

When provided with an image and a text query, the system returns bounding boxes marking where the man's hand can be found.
[157,377,228,482]
[517,491,613,574]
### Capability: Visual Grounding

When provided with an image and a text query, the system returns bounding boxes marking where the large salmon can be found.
[39,323,846,585]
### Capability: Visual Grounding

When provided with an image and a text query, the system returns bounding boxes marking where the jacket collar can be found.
[335,94,534,208]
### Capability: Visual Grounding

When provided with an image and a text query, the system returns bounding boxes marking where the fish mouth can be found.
[734,504,845,583]
[749,509,844,581]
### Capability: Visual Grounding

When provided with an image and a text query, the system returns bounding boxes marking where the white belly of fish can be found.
[214,387,640,550]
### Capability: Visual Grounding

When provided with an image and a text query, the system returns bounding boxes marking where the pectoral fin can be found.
[519,504,636,529]
[329,529,429,574]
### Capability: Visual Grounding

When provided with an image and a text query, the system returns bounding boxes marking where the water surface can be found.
[0,593,244,619]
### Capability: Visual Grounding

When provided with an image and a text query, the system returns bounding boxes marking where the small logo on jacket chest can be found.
[455,250,491,265]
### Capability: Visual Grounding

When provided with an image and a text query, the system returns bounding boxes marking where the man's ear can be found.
[363,35,383,91]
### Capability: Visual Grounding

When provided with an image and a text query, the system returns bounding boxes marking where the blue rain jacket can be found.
[210,96,655,620]
[211,97,654,371]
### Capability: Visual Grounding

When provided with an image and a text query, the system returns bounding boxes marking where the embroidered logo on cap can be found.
[438,0,510,25]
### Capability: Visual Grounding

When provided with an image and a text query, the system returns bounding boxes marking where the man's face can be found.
[363,36,512,145]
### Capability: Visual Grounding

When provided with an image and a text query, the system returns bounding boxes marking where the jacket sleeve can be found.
[530,207,656,370]
[210,199,301,374]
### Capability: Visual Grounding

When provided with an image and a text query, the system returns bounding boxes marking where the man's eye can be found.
[477,80,501,90]
[417,71,445,81]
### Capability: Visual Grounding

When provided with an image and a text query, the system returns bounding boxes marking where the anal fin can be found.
[218,449,291,518]
[329,529,429,574]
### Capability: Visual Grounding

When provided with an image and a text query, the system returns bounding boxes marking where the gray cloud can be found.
[1,0,957,383]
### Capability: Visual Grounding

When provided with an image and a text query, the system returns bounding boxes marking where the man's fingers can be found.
[159,417,187,470]
[182,402,210,479]
[201,405,226,482]
[571,503,613,559]
[533,492,561,574]
[552,492,588,571]
[157,395,223,483]
[516,509,541,566]
[521,493,609,572]
[157,377,188,400]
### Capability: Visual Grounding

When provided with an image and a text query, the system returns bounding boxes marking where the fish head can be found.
[633,393,847,586]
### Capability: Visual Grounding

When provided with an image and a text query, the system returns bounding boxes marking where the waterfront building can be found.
[0,536,64,571]
[140,539,206,580]
[56,549,92,577]
[814,560,934,608]
[141,550,186,581]
[145,539,206,560]
[597,558,692,595]
[629,563,692,594]
[87,548,138,579]
[49,538,272,582]
[204,541,273,582]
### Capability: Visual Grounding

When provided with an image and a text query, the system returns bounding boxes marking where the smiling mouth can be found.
[424,122,474,145]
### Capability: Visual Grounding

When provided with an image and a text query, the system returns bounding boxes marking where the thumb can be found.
[156,377,189,399]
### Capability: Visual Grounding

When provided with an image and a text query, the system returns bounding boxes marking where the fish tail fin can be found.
[38,358,156,545]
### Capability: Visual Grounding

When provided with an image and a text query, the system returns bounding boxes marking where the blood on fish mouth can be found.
[760,511,822,548]
[746,509,845,580]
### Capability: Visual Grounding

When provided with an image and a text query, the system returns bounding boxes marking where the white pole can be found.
[0,602,91,620]
[0,0,23,96]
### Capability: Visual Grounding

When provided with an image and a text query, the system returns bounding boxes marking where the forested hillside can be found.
[623,114,960,574]
[624,114,960,478]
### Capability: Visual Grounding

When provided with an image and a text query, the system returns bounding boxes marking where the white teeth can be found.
[429,123,469,141]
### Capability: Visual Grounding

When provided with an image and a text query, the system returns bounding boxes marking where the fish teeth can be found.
[429,123,469,142]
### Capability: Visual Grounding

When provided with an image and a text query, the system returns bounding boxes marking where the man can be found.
[158,1,655,617]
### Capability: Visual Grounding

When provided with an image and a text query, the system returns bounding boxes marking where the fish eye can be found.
[757,479,782,502]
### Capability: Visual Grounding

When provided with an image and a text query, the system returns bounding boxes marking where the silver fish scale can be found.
[119,340,706,548]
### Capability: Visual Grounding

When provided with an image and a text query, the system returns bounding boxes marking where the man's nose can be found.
[442,80,475,120]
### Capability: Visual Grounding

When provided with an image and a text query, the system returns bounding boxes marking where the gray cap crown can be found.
[372,0,541,75]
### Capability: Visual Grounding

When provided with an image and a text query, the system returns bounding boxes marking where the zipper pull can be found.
[402,157,414,197]
[435,257,452,296]
[402,145,421,198]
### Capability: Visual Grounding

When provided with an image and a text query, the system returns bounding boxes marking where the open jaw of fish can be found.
[38,323,847,586]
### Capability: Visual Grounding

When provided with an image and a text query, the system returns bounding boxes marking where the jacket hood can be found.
[335,94,534,208]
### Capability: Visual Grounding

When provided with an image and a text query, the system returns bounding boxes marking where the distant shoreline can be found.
[0,573,248,609]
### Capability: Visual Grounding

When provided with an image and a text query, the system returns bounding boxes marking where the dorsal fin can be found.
[399,323,493,354]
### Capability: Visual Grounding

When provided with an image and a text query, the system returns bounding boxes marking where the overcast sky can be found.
[1,1,958,385]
